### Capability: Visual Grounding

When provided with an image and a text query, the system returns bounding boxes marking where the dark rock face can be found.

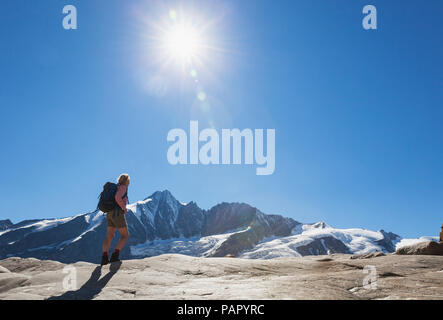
[127,191,205,241]
[0,215,98,264]
[295,236,350,256]
[51,221,108,264]
[0,220,13,231]
[176,202,205,238]
[208,206,299,257]
[376,230,401,252]
[11,220,43,229]
[395,241,443,256]
[203,203,257,236]
[151,191,183,239]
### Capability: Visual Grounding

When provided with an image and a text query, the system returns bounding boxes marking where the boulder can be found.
[395,241,443,256]
[350,251,386,259]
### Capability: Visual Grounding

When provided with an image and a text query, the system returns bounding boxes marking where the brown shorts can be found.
[106,207,127,228]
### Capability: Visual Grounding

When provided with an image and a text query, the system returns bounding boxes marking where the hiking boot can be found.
[101,254,109,266]
[110,252,120,263]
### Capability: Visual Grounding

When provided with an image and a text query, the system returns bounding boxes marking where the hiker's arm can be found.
[115,185,127,213]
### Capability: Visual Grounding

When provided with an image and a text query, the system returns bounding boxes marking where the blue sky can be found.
[0,0,442,238]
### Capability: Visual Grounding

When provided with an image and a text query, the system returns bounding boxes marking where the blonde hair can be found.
[117,173,130,186]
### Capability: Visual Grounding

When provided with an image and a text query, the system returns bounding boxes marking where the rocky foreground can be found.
[0,253,442,300]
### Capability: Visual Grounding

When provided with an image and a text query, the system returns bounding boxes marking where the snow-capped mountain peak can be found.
[0,190,426,264]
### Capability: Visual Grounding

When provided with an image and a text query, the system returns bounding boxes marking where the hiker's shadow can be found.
[47,262,122,300]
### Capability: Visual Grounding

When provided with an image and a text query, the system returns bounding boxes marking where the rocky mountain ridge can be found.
[0,190,404,264]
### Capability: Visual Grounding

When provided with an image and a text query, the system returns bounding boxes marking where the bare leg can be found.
[103,227,116,253]
[115,227,130,251]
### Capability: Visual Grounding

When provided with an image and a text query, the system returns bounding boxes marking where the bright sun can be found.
[163,24,203,65]
[142,8,222,74]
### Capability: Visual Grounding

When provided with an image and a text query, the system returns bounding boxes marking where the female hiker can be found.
[101,173,130,265]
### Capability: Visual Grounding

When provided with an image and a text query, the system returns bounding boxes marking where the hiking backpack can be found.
[98,182,128,213]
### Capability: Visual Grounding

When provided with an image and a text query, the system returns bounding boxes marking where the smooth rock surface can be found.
[0,266,10,273]
[0,254,442,300]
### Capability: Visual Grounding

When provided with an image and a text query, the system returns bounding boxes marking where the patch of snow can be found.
[55,213,105,250]
[320,238,330,254]
[240,224,397,259]
[290,224,304,235]
[1,213,87,236]
[28,244,57,252]
[130,228,248,258]
[126,198,157,228]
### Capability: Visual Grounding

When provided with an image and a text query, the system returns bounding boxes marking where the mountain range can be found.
[0,190,426,264]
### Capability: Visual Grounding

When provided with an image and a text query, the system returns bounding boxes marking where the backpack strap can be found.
[116,184,129,204]
[121,185,128,204]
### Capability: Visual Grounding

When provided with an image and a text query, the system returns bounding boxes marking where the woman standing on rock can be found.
[101,174,131,265]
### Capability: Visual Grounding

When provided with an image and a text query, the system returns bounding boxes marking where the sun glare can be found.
[162,23,203,65]
[135,5,230,124]
[141,7,224,72]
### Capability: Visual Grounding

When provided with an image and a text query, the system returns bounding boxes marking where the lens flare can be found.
[197,91,206,101]
[169,9,177,20]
